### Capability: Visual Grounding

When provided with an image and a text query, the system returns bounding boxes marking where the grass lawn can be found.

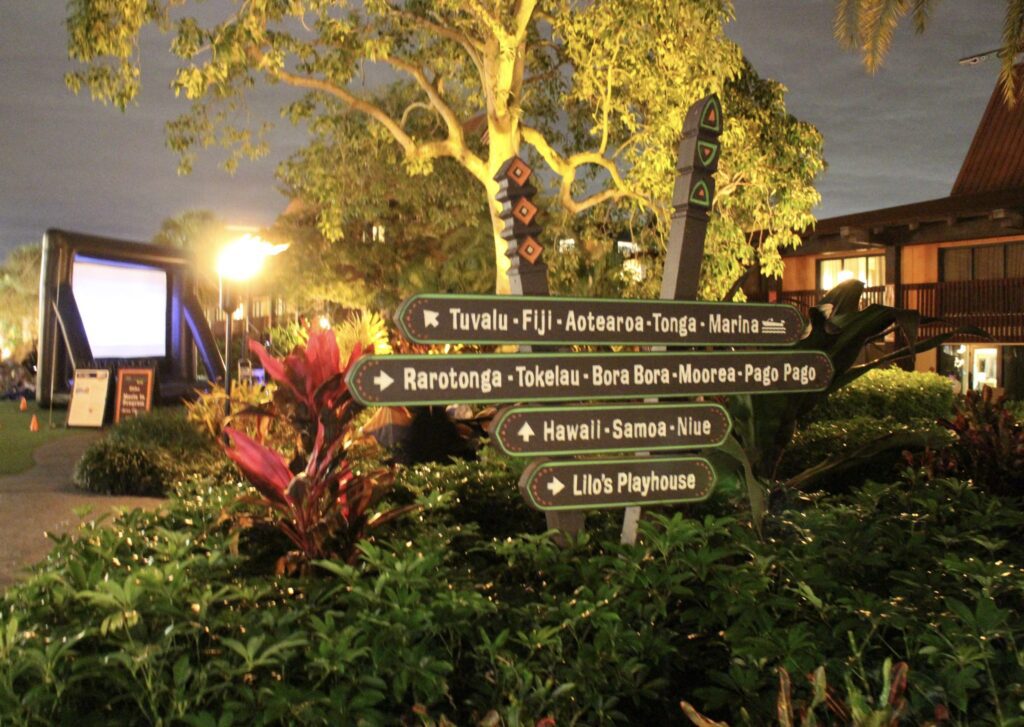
[0,401,76,476]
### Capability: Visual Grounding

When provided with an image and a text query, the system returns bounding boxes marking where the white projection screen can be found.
[72,255,168,358]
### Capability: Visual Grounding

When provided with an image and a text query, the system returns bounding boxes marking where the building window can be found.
[941,242,1024,281]
[818,255,884,291]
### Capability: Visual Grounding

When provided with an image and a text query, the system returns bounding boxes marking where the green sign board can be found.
[519,456,716,511]
[492,402,731,457]
[395,293,804,347]
[346,351,833,406]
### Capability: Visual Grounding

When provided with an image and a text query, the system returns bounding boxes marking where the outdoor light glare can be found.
[1,347,10,361]
[216,233,289,282]
[318,315,331,330]
[231,304,245,321]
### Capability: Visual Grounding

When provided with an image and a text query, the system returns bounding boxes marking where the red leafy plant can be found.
[221,327,409,571]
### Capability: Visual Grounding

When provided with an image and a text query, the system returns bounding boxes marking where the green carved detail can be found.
[697,140,719,168]
[700,97,722,133]
[689,179,712,208]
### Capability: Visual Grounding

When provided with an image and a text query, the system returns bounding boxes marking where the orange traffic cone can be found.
[19,397,27,412]
[29,414,39,432]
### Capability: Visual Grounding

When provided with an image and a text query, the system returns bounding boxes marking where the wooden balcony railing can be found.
[778,279,1024,342]
[776,285,888,314]
[900,278,1024,342]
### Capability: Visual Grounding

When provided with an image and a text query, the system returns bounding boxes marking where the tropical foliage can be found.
[223,326,401,571]
[834,0,1024,103]
[2,457,1023,724]
[716,280,974,525]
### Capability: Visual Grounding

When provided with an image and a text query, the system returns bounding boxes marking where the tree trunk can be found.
[485,125,518,295]
[488,182,512,295]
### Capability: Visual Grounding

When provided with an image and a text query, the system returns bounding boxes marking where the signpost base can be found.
[547,511,585,545]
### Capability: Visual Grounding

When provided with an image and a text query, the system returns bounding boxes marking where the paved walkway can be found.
[0,432,163,590]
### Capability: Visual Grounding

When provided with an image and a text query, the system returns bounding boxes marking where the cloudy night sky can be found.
[0,1,1010,260]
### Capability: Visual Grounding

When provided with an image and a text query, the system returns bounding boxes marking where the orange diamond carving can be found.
[518,237,544,264]
[505,157,533,185]
[512,197,539,224]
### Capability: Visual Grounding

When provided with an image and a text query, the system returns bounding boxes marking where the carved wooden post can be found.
[621,94,722,545]
[494,157,586,539]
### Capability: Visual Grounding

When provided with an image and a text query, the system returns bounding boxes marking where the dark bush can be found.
[810,367,954,424]
[73,437,178,496]
[778,415,951,482]
[73,408,221,496]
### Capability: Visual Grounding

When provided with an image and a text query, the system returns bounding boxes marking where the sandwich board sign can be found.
[67,369,110,428]
[114,368,155,423]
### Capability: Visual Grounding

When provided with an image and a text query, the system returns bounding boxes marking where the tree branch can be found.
[252,47,485,182]
[380,3,486,76]
[521,125,648,214]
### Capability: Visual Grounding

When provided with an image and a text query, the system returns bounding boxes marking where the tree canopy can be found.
[0,245,42,360]
[67,0,822,299]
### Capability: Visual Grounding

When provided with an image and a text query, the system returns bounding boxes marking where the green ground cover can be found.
[0,401,75,476]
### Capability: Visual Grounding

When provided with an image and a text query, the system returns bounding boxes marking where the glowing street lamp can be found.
[217,234,288,406]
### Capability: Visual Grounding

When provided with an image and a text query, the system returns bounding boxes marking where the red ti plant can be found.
[222,326,408,570]
[248,326,362,460]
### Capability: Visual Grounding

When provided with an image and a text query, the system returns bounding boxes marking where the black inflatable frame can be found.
[36,229,224,407]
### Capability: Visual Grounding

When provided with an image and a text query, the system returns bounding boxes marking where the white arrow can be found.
[547,477,566,496]
[423,309,440,328]
[517,422,535,442]
[372,371,394,391]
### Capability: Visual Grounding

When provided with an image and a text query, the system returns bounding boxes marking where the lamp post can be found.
[216,234,288,412]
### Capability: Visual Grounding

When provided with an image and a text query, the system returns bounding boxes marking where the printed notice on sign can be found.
[347,351,833,406]
[396,294,804,347]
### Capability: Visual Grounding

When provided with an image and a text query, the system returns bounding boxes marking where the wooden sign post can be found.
[622,94,723,545]
[347,96,815,545]
[493,156,584,537]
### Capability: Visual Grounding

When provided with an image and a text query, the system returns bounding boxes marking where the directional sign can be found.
[346,351,833,406]
[492,403,731,457]
[519,456,716,511]
[395,294,804,347]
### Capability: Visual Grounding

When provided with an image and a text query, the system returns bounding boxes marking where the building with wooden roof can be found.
[767,68,1024,397]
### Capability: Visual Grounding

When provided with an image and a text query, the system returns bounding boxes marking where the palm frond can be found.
[910,0,938,33]
[999,0,1024,105]
[834,0,861,48]
[859,0,913,74]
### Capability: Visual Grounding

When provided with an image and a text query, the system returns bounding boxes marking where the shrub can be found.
[3,470,1024,725]
[73,437,177,496]
[185,380,296,452]
[1007,397,1024,423]
[922,387,1024,497]
[810,367,955,424]
[777,415,951,484]
[73,408,221,496]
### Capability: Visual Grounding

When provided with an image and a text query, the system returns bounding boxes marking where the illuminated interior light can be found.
[318,315,331,330]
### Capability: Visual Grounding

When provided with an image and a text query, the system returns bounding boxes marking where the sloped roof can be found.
[952,65,1024,196]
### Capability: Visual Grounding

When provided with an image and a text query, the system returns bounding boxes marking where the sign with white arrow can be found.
[519,456,716,511]
[492,402,731,457]
[346,351,833,406]
[395,293,804,347]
